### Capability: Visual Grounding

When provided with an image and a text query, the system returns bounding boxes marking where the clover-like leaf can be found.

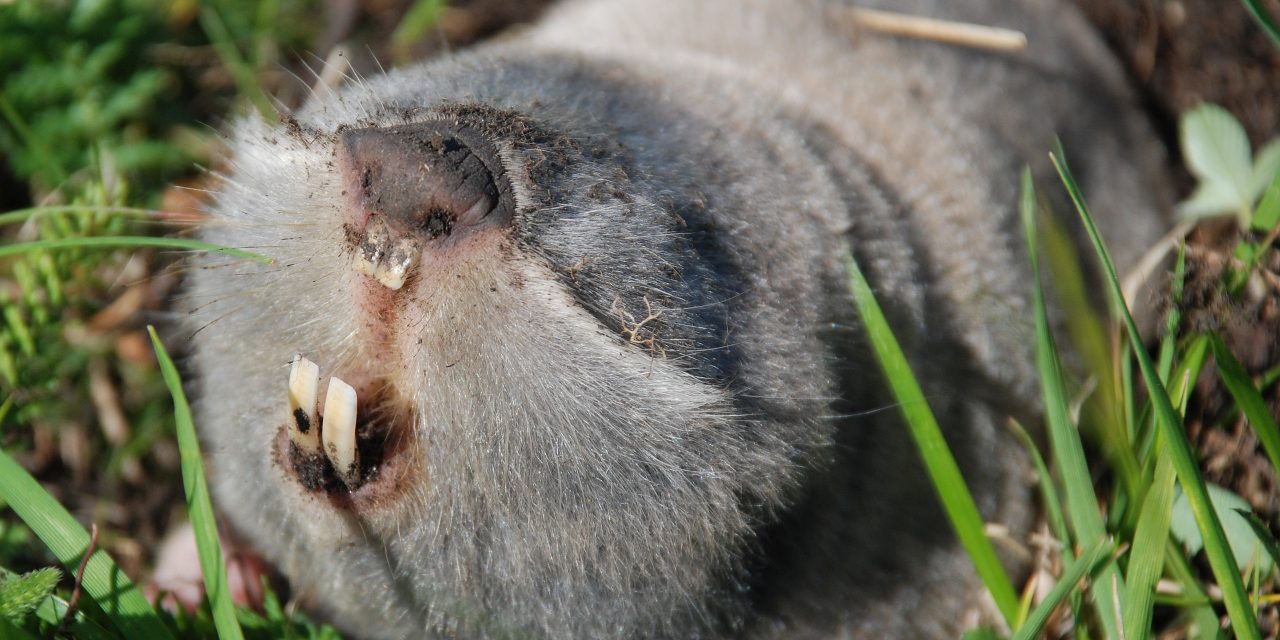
[1178,104,1254,222]
[1171,483,1274,576]
[1250,139,1280,200]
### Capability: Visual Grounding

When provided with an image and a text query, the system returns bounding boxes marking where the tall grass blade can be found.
[0,206,161,227]
[1242,0,1280,50]
[1019,168,1123,637]
[0,237,271,264]
[1124,348,1203,640]
[1041,209,1143,494]
[1011,539,1112,640]
[200,5,277,121]
[1126,448,1175,638]
[1238,510,1280,573]
[844,254,1020,624]
[1051,144,1262,640]
[148,326,245,640]
[1007,418,1078,628]
[0,450,175,639]
[1209,333,1280,475]
[1008,418,1069,553]
[1158,244,1189,384]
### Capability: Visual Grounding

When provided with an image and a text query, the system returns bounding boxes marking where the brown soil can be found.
[1077,0,1280,519]
[1075,0,1280,151]
[1072,4,1280,635]
[1180,221,1280,520]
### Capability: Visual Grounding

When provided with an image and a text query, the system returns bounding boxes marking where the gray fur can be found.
[183,0,1171,637]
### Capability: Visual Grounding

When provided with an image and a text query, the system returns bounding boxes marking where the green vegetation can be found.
[0,0,336,637]
[882,108,1280,638]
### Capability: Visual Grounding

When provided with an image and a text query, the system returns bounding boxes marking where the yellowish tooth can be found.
[287,355,321,454]
[354,217,389,278]
[374,236,420,291]
[322,376,360,487]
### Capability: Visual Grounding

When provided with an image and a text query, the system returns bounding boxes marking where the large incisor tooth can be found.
[353,217,389,278]
[373,236,420,290]
[322,377,360,487]
[287,355,321,454]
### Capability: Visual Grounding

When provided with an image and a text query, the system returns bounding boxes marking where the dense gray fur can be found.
[184,0,1172,637]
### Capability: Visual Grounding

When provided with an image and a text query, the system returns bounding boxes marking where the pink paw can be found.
[147,522,272,614]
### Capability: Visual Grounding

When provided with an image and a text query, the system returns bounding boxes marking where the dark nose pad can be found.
[339,121,513,290]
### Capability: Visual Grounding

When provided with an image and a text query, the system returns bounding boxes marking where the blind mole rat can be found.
[183,0,1172,637]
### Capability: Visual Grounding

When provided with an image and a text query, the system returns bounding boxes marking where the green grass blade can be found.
[1238,510,1280,574]
[1162,540,1223,638]
[148,326,245,640]
[0,395,12,429]
[1209,333,1280,476]
[0,450,175,639]
[1125,445,1176,639]
[845,254,1020,624]
[1008,418,1069,554]
[0,205,161,227]
[1158,244,1189,384]
[1242,0,1280,50]
[1051,144,1262,640]
[0,615,39,640]
[392,0,447,61]
[1008,417,1077,628]
[1124,348,1203,640]
[200,5,276,121]
[0,237,271,264]
[1040,209,1142,493]
[1011,539,1112,640]
[1019,168,1124,637]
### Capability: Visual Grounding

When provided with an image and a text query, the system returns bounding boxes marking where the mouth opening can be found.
[288,398,405,492]
[279,355,414,501]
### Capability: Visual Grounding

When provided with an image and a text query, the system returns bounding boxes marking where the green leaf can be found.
[1251,165,1280,232]
[1171,483,1273,575]
[0,567,60,623]
[1249,139,1280,198]
[0,449,175,639]
[1178,104,1254,221]
[845,254,1020,625]
[1179,181,1250,221]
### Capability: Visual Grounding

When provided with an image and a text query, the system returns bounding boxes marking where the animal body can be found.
[184,0,1172,637]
